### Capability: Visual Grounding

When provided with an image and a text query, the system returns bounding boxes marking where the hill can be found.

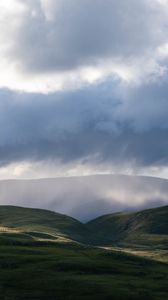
[87,205,168,249]
[0,205,167,250]
[0,206,89,243]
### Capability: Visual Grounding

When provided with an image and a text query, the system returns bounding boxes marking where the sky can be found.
[1,0,168,179]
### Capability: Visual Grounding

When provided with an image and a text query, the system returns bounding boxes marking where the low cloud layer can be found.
[0,175,167,221]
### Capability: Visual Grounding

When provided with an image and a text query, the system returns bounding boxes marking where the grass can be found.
[0,234,167,300]
[100,246,168,263]
[86,206,168,248]
[0,205,90,243]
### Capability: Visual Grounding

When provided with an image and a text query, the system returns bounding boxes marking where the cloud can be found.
[1,1,168,180]
[116,74,168,132]
[0,0,168,92]
[0,84,119,166]
[0,175,167,220]
[1,76,168,174]
[13,0,161,71]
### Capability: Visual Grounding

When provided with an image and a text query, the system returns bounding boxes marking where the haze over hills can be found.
[0,174,168,221]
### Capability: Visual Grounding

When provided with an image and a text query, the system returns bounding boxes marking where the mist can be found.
[0,174,167,221]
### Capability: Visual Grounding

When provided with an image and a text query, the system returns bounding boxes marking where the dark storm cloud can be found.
[117,77,168,132]
[1,76,168,169]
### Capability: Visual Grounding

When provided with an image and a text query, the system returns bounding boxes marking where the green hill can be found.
[0,205,89,243]
[87,205,168,248]
[0,205,168,250]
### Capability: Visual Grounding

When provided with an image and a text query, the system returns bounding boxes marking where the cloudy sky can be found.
[1,0,168,179]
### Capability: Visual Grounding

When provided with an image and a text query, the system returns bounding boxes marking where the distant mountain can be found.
[0,175,168,221]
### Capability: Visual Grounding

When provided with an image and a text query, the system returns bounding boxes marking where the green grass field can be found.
[0,235,167,300]
[0,205,167,299]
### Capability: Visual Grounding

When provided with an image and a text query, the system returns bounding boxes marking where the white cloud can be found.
[0,0,168,92]
[2,157,168,181]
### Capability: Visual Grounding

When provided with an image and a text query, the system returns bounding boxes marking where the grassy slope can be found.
[0,205,168,247]
[87,206,168,248]
[0,206,90,243]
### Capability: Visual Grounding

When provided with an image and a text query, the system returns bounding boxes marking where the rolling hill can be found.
[0,205,167,249]
[87,205,168,249]
[0,206,89,243]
